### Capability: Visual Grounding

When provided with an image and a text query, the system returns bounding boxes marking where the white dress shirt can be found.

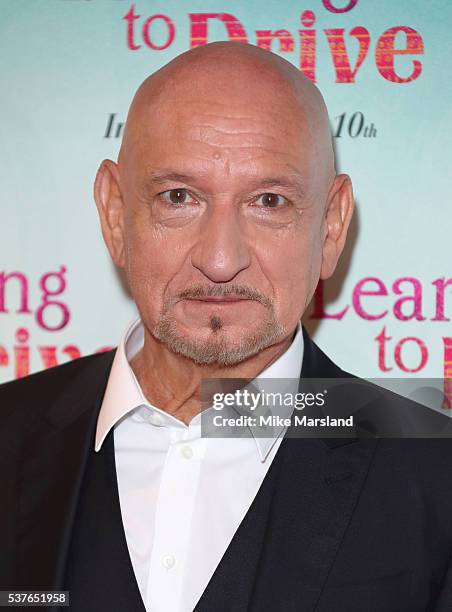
[95,315,304,612]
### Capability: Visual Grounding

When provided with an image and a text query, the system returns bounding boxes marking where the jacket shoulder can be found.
[0,351,116,423]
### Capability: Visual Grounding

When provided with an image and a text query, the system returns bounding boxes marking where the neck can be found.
[129,327,297,425]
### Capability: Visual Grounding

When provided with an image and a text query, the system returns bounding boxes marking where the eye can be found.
[255,193,287,208]
[160,188,197,205]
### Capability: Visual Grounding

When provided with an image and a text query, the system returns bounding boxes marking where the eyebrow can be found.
[255,177,306,199]
[143,170,306,199]
[144,171,195,186]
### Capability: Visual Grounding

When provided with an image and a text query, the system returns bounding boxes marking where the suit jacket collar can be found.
[299,325,359,450]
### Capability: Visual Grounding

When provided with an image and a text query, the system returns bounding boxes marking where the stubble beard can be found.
[151,285,287,366]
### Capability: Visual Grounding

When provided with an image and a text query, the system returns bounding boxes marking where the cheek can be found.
[258,231,321,317]
[122,220,189,313]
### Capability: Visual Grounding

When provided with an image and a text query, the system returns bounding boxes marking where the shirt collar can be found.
[95,315,304,461]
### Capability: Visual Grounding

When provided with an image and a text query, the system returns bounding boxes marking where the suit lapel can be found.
[196,327,379,611]
[249,436,378,610]
[14,349,116,590]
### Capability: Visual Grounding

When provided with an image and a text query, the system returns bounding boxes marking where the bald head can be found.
[119,42,335,186]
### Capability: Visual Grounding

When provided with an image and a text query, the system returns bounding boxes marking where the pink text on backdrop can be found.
[123,4,424,84]
[0,267,112,378]
[0,326,113,380]
[311,277,452,375]
[0,266,70,331]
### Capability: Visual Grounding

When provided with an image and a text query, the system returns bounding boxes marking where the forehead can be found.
[131,96,315,184]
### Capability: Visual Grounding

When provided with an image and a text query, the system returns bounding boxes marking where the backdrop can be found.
[1,0,450,388]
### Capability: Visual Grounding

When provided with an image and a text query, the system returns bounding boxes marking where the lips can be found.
[187,296,253,303]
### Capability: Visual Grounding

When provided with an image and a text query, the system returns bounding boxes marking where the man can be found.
[1,41,452,612]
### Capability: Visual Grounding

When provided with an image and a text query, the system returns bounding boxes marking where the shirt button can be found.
[161,554,176,569]
[181,445,193,459]
[148,413,164,427]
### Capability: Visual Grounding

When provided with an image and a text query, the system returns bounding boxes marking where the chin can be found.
[151,314,287,366]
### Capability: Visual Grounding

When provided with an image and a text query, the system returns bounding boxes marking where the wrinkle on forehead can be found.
[118,42,335,192]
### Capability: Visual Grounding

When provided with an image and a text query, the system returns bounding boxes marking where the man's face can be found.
[107,74,333,365]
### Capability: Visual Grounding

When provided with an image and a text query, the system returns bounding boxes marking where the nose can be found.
[190,202,251,283]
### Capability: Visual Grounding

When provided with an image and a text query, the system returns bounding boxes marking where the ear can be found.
[320,173,354,280]
[93,159,126,268]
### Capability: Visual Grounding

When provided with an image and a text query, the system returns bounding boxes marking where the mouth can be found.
[186,296,254,303]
